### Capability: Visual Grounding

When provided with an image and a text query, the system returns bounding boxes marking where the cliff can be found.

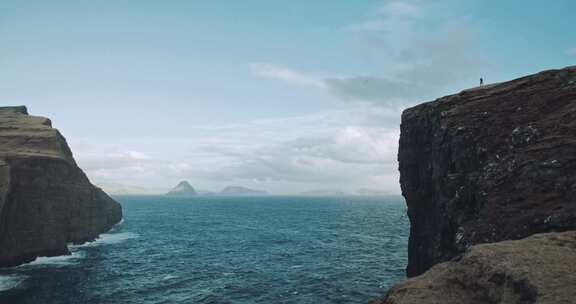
[0,106,122,267]
[375,66,576,303]
[399,66,576,277]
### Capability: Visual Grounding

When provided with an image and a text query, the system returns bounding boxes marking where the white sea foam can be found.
[71,232,139,248]
[24,251,85,267]
[105,218,125,233]
[162,275,179,280]
[0,274,27,292]
[111,219,125,230]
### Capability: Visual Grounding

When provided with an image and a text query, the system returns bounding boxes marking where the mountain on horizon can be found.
[355,188,389,196]
[220,186,268,196]
[166,181,197,197]
[300,189,347,196]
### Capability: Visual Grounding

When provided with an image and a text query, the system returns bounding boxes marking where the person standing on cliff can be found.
[480,77,484,86]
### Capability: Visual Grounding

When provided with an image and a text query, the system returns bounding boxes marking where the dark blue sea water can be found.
[0,195,408,304]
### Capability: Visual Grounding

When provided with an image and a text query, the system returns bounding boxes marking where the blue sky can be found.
[0,1,574,194]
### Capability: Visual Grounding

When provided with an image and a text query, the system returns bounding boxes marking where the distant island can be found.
[299,190,347,196]
[99,182,396,197]
[196,189,217,196]
[166,183,267,196]
[220,186,268,196]
[355,188,390,196]
[299,189,391,196]
[166,181,197,197]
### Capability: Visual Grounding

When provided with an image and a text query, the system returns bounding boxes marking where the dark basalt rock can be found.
[376,231,576,304]
[0,106,122,267]
[398,66,576,277]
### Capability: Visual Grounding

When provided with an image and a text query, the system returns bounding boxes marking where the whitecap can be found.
[70,232,139,248]
[0,274,27,292]
[162,275,179,280]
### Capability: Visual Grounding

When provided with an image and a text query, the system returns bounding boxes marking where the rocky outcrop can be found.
[0,106,122,267]
[378,231,576,304]
[166,180,197,197]
[398,66,576,277]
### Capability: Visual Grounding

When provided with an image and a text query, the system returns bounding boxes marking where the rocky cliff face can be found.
[398,66,576,277]
[0,106,122,267]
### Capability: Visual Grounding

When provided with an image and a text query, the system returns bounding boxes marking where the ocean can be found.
[0,195,408,304]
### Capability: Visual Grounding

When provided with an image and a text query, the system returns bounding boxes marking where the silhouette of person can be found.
[480,77,484,86]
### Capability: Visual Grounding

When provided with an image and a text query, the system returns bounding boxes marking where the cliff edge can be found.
[399,66,576,277]
[0,106,122,267]
[374,66,576,303]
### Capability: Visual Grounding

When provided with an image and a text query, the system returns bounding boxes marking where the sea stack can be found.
[166,181,197,197]
[0,106,122,267]
[375,66,576,303]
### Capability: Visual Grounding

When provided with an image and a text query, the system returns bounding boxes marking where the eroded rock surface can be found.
[399,66,576,277]
[0,106,122,267]
[377,231,576,304]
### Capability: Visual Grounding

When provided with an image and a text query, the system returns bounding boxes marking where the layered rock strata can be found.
[0,106,122,267]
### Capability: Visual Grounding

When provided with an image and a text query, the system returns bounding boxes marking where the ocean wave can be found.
[0,274,27,292]
[70,232,139,248]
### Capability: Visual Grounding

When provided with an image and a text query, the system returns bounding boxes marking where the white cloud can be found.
[341,2,486,104]
[190,126,399,190]
[376,1,423,18]
[566,48,576,56]
[71,105,402,195]
[250,63,326,88]
[324,76,426,106]
[254,1,486,109]
[104,150,150,160]
[125,150,150,160]
[73,1,487,195]
[345,20,387,32]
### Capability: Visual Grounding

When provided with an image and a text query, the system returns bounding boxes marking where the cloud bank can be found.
[74,1,487,195]
[72,105,401,194]
[253,1,486,108]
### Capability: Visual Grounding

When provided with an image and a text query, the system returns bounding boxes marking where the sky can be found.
[0,0,575,194]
